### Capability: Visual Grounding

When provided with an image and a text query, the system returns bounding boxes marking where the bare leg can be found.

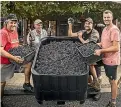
[0,82,6,100]
[110,79,118,104]
[23,62,32,83]
[88,75,93,84]
[23,62,34,92]
[90,65,98,80]
[117,76,121,88]
[89,65,100,90]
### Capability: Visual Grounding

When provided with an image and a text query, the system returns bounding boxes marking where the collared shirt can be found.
[101,24,120,65]
[0,27,19,64]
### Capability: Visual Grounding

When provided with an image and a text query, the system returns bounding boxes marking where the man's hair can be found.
[103,10,113,16]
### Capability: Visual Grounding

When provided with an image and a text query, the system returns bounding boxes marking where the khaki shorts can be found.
[1,64,16,82]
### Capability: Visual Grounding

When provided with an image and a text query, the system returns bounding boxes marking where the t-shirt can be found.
[101,25,120,65]
[0,27,19,64]
[78,29,99,43]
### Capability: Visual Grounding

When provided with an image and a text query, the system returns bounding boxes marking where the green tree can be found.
[1,1,121,21]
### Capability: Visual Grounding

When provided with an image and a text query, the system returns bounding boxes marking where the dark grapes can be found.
[77,42,100,57]
[34,40,89,76]
[8,45,35,65]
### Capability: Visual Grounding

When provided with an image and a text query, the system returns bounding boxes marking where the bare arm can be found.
[97,43,102,47]
[78,32,89,44]
[0,47,24,63]
[68,23,87,43]
[27,32,31,45]
[95,41,119,56]
[68,23,78,37]
[101,41,119,53]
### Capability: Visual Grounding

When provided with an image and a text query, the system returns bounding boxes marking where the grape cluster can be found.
[68,17,74,24]
[8,45,35,65]
[34,41,89,75]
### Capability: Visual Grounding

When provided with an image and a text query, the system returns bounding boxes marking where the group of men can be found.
[68,10,120,107]
[0,10,121,107]
[0,14,48,107]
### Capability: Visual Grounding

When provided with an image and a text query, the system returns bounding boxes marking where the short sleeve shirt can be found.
[101,25,120,65]
[0,27,19,64]
[78,29,99,43]
[27,29,47,49]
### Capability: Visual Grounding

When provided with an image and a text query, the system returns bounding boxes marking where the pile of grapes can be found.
[34,40,89,75]
[77,42,101,57]
[8,45,35,65]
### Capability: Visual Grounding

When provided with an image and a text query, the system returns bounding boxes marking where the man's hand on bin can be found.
[78,32,89,44]
[14,56,24,63]
[97,43,102,47]
[94,49,102,56]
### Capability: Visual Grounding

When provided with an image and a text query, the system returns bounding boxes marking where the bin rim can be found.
[31,66,89,76]
[85,57,102,65]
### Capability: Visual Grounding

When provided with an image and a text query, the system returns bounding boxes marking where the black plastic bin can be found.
[32,37,89,104]
[32,75,88,102]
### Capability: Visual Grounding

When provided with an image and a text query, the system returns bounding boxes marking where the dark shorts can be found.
[104,64,118,80]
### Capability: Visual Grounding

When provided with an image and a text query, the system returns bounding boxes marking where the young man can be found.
[27,19,47,49]
[68,17,101,91]
[0,14,34,102]
[95,10,120,107]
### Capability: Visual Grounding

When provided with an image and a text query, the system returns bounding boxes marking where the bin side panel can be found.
[32,74,88,101]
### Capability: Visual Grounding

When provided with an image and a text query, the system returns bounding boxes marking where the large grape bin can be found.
[32,37,101,104]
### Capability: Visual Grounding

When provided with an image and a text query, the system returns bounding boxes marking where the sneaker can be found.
[106,101,116,107]
[89,80,101,91]
[23,83,34,93]
[93,92,101,101]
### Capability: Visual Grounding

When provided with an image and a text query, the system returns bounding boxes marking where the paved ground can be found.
[2,92,121,107]
[2,65,121,107]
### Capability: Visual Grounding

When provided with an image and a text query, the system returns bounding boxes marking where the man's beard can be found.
[85,28,91,31]
[36,29,41,33]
